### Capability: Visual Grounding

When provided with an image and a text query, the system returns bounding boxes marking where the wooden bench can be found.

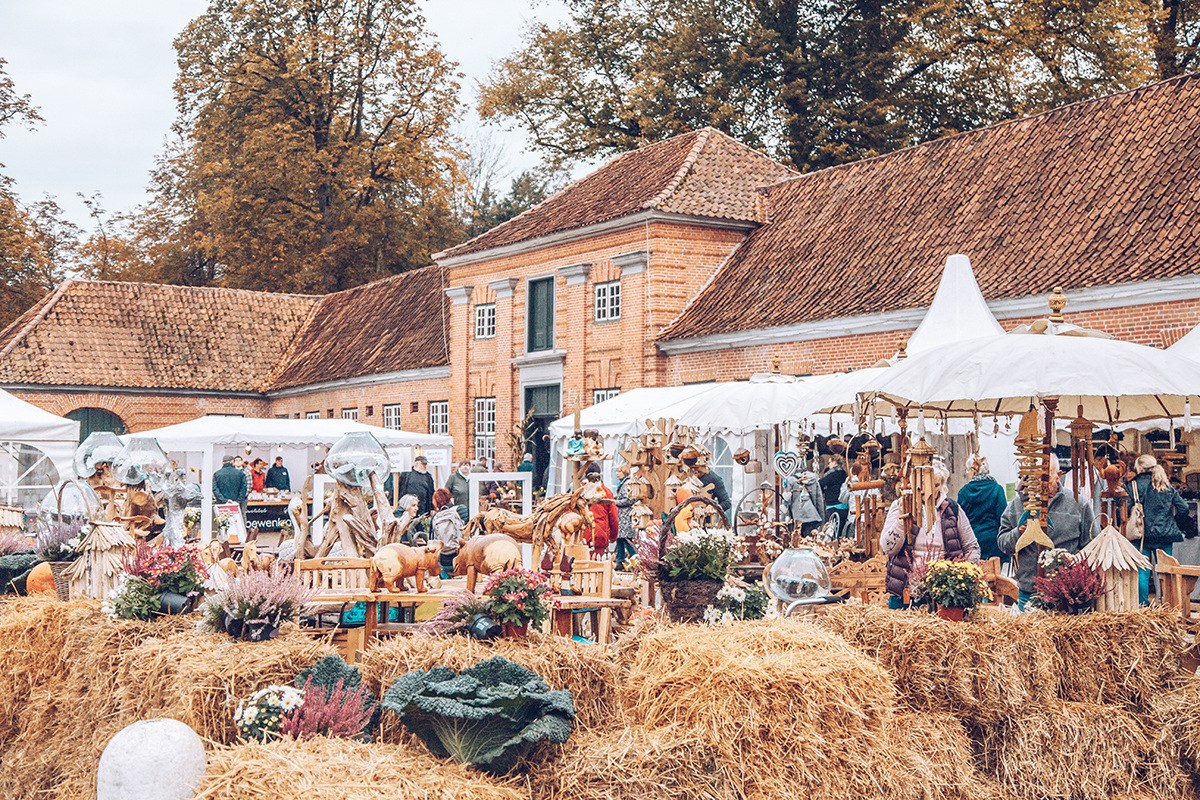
[980,556,1020,607]
[296,557,374,663]
[1156,550,1200,621]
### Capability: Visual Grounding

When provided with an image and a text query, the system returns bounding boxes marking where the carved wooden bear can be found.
[371,541,444,593]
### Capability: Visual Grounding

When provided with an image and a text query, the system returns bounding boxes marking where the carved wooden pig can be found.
[371,541,444,593]
[453,533,522,593]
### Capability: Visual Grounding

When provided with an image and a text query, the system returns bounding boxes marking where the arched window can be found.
[65,408,127,443]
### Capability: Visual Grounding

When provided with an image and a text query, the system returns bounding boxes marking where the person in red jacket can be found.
[582,464,618,559]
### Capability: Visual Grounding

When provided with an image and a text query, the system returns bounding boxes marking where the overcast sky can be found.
[0,0,572,231]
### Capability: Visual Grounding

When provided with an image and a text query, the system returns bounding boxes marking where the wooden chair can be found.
[979,556,1020,607]
[296,557,373,663]
[556,559,615,644]
[1156,550,1200,621]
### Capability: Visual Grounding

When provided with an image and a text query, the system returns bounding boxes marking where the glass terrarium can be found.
[324,431,389,488]
[74,431,125,479]
[112,437,172,491]
[764,546,831,603]
[38,479,102,526]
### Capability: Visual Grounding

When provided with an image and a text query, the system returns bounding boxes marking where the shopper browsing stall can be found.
[1127,454,1190,604]
[880,460,980,609]
[956,454,1008,564]
[431,488,463,580]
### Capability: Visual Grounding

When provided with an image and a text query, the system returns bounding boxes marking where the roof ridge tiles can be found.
[644,127,713,209]
[0,278,76,360]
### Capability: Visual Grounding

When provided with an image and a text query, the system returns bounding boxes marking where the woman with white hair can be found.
[880,459,981,609]
[1128,454,1189,605]
[956,454,1009,566]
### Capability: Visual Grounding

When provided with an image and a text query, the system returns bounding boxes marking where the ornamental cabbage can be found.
[380,655,574,774]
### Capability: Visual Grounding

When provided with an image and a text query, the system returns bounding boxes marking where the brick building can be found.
[2,74,1200,486]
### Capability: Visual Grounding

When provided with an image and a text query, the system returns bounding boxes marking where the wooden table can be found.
[551,595,630,644]
[364,582,470,642]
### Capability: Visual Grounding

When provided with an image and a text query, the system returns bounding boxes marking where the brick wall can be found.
[265,376,450,433]
[9,391,269,433]
[664,297,1200,383]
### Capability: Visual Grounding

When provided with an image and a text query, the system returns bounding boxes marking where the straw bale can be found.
[972,702,1151,800]
[360,631,621,738]
[819,605,1183,719]
[0,597,333,800]
[194,736,528,800]
[1144,676,1200,798]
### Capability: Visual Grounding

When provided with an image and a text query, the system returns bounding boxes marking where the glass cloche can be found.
[112,437,172,491]
[37,479,102,526]
[764,546,832,603]
[73,431,125,479]
[324,431,390,488]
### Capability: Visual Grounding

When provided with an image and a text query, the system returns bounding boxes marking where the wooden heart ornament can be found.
[773,451,801,478]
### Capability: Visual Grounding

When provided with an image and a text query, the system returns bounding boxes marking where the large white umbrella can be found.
[861,327,1200,425]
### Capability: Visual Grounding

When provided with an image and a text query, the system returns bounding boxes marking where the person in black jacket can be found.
[819,455,848,519]
[264,457,291,491]
[391,455,435,516]
[1128,454,1190,604]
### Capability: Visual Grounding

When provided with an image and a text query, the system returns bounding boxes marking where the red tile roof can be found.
[660,74,1200,342]
[0,280,319,391]
[436,128,794,260]
[268,266,449,389]
[0,267,450,393]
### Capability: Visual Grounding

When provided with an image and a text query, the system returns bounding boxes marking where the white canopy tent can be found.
[0,390,79,509]
[126,416,453,539]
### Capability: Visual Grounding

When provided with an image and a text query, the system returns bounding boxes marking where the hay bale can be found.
[193,737,527,800]
[360,632,621,736]
[819,605,1184,720]
[1144,676,1200,798]
[0,597,333,800]
[972,702,1150,800]
[528,726,740,800]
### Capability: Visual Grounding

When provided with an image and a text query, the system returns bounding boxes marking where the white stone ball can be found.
[97,718,206,800]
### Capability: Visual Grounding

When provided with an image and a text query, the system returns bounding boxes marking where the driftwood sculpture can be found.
[464,482,604,565]
[454,533,522,593]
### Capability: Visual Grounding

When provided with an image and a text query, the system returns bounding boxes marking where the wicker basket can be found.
[658,495,732,623]
[48,561,72,602]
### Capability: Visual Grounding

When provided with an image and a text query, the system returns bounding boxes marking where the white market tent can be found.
[128,416,453,539]
[0,389,79,509]
[547,254,1012,494]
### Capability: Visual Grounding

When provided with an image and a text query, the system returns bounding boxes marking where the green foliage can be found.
[380,656,575,774]
[105,576,164,621]
[481,569,553,629]
[661,528,738,581]
[295,655,364,699]
[479,0,1163,173]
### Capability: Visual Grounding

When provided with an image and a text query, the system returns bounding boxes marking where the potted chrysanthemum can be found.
[482,568,553,637]
[920,559,991,621]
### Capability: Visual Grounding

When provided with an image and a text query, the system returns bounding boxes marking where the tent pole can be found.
[201,444,214,543]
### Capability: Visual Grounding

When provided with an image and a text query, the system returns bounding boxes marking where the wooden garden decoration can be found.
[617,418,711,525]
[1012,408,1055,567]
[65,521,135,600]
[1077,521,1150,612]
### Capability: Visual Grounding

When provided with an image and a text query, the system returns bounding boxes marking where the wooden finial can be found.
[770,355,782,374]
[896,338,908,360]
[1048,286,1067,322]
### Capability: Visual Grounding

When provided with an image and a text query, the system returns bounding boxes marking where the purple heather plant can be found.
[34,517,85,562]
[279,676,374,740]
[202,563,315,632]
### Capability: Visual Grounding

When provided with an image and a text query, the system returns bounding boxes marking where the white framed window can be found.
[341,407,358,420]
[594,280,621,321]
[593,387,620,404]
[382,403,402,430]
[475,303,496,339]
[305,411,320,420]
[429,400,449,435]
[474,397,496,463]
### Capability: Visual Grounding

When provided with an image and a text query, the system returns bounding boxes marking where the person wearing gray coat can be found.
[785,469,825,535]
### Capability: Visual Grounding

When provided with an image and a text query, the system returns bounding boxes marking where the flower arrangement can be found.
[124,542,208,597]
[34,517,85,563]
[659,528,741,582]
[702,580,774,624]
[482,568,553,630]
[201,564,315,640]
[920,559,991,610]
[183,507,202,531]
[104,575,163,621]
[234,685,306,741]
[279,676,375,741]
[215,513,232,538]
[1033,555,1105,613]
[1038,548,1074,575]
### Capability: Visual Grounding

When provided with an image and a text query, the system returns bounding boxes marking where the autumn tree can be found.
[140,0,464,293]
[480,0,1158,171]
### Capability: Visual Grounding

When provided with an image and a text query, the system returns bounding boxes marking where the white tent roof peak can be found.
[1168,322,1200,362]
[904,254,1004,355]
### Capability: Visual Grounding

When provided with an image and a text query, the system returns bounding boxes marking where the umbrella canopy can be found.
[861,327,1200,423]
[130,415,451,450]
[546,384,718,440]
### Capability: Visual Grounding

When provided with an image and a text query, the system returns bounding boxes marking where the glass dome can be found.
[112,437,172,491]
[765,546,831,602]
[324,431,389,488]
[37,479,102,526]
[74,431,125,479]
